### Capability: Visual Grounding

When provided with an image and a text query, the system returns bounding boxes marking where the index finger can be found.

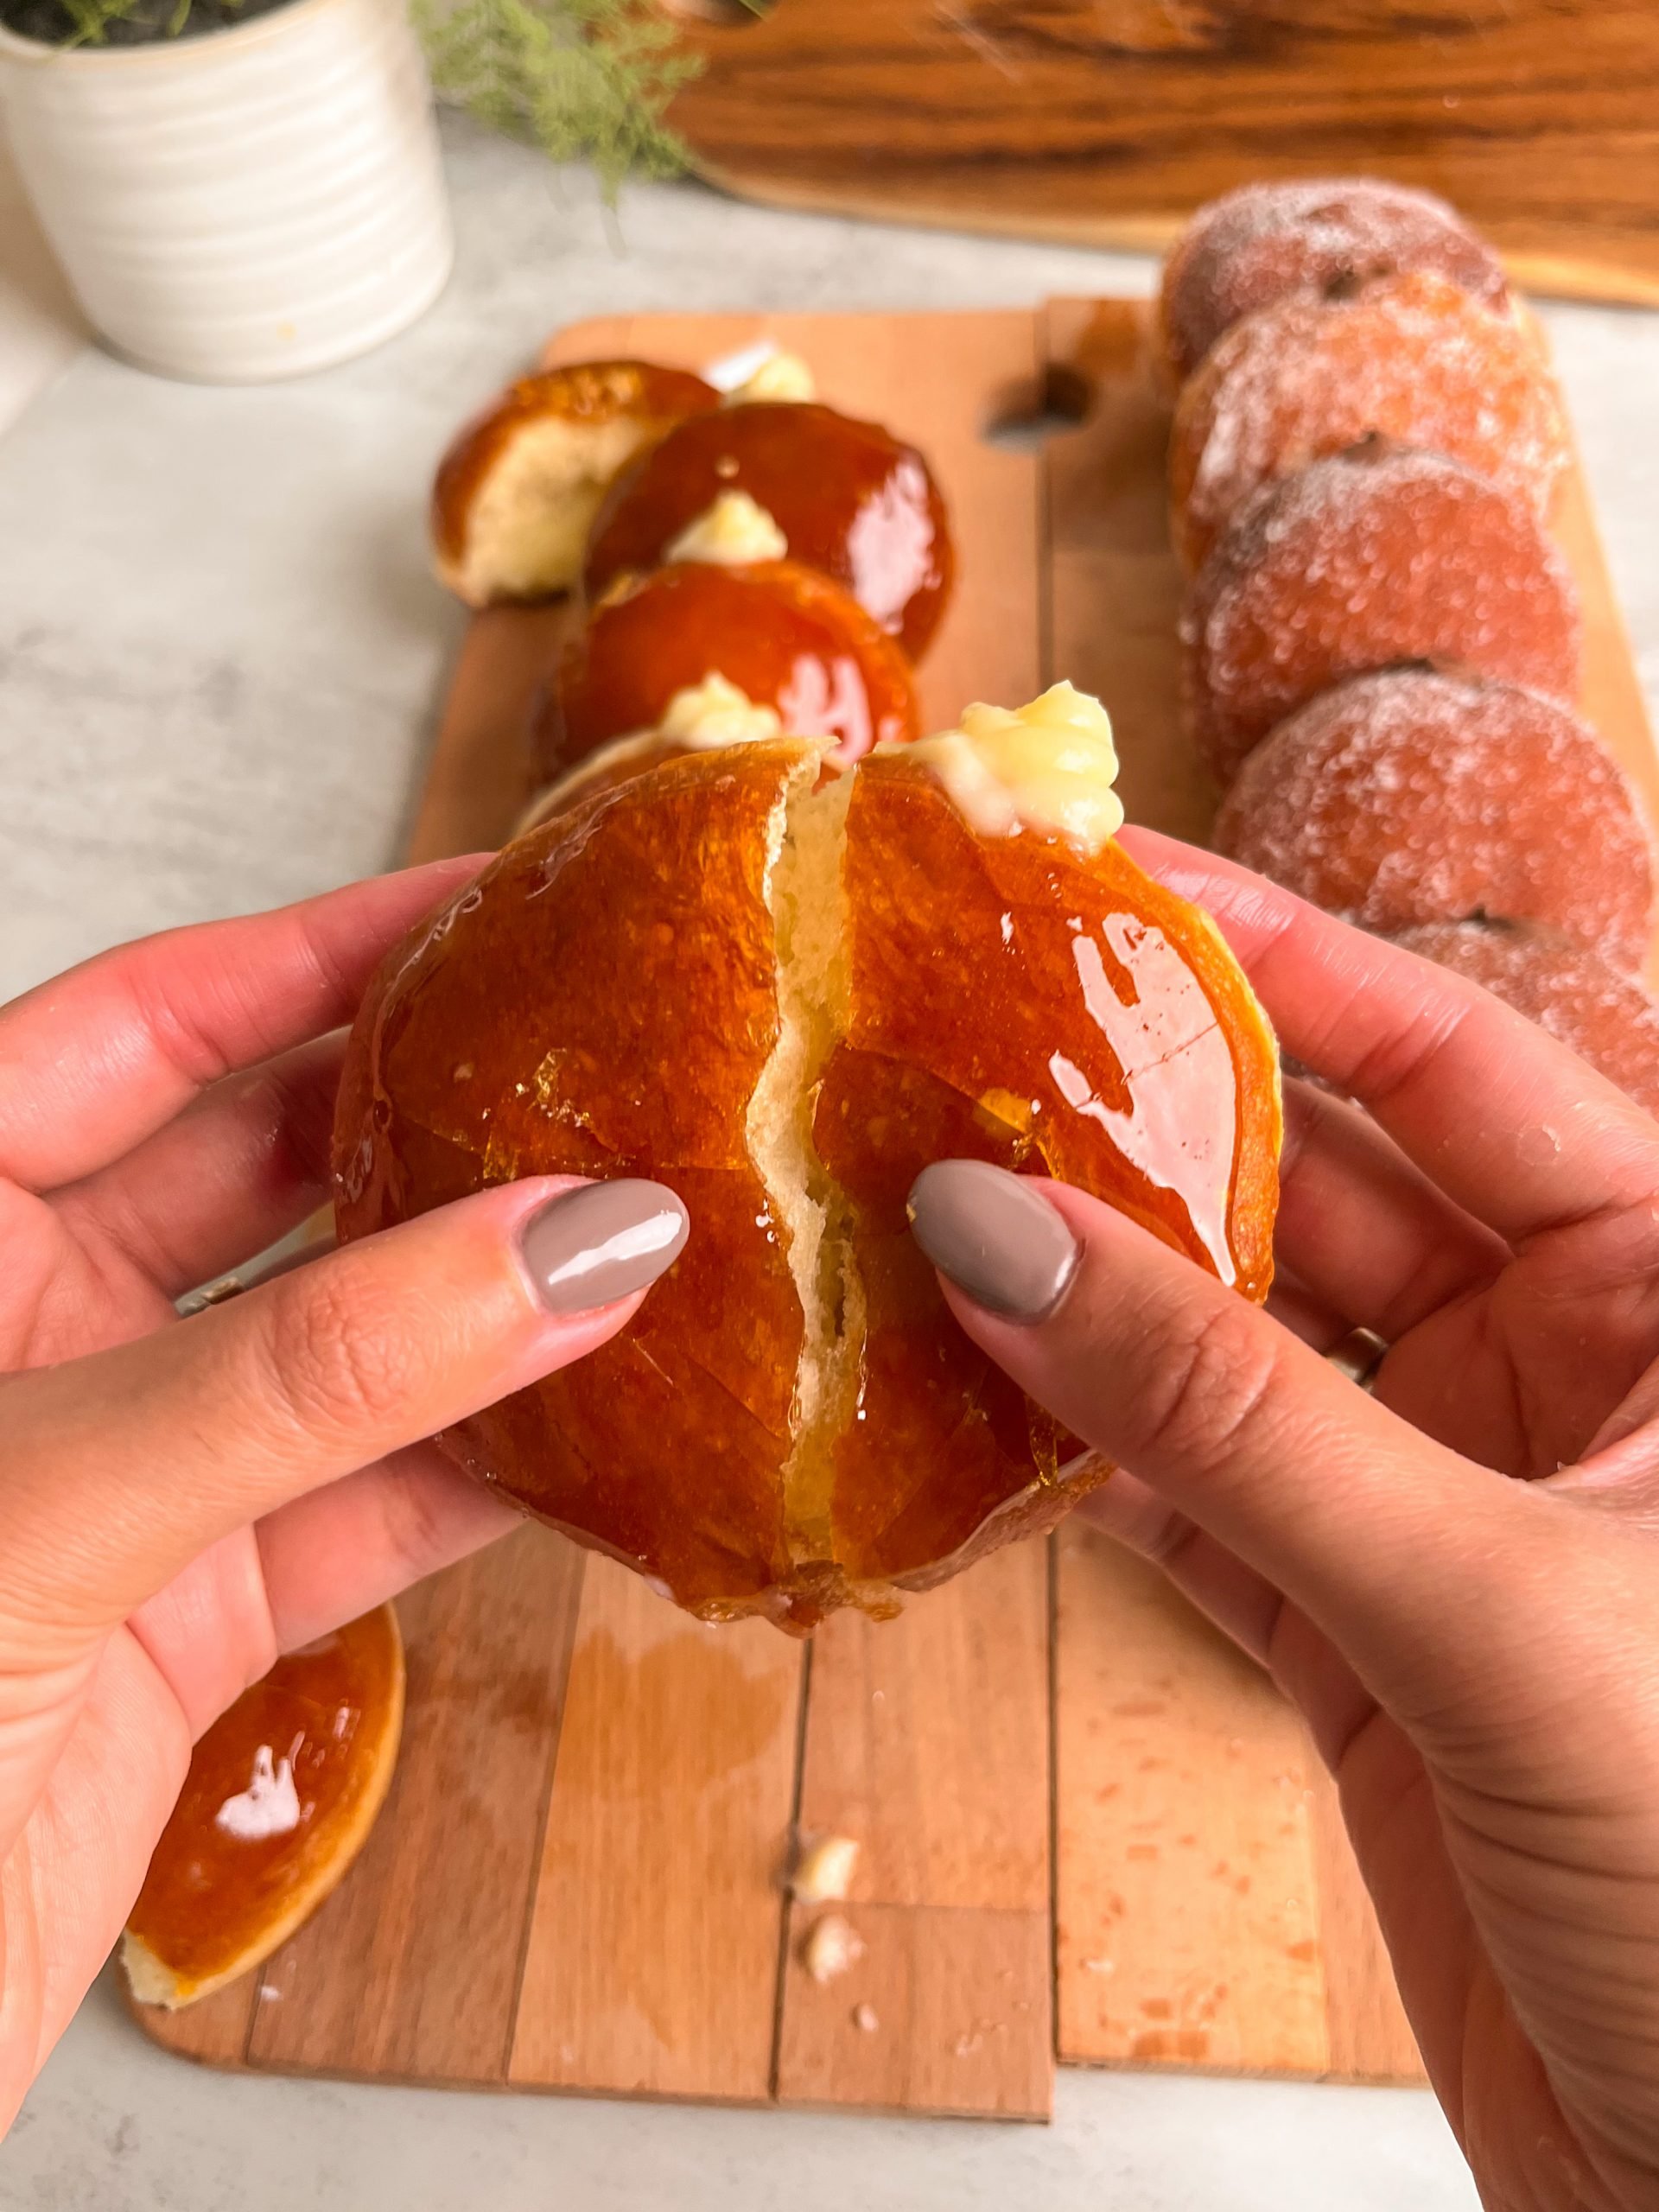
[0,856,487,1194]
[1121,828,1659,1249]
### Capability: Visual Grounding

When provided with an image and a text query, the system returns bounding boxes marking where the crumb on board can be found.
[790,1833,860,1904]
[802,1913,864,1985]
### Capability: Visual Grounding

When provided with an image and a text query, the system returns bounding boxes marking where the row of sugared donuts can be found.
[426,350,954,804]
[1160,178,1659,1114]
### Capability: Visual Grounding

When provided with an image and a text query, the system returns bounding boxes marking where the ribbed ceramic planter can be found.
[0,0,453,381]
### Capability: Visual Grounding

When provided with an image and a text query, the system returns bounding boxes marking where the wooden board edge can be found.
[688,166,1659,312]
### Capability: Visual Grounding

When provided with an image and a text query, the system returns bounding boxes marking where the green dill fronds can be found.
[414,0,702,201]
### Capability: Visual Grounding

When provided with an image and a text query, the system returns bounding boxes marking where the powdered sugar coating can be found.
[1213,671,1655,968]
[1159,178,1509,385]
[1182,446,1581,785]
[1168,271,1567,574]
[1393,920,1659,1116]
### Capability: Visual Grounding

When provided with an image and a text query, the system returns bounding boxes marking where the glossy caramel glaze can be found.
[125,1606,403,2003]
[334,746,1280,1627]
[432,361,718,570]
[815,756,1280,1582]
[536,560,922,779]
[582,402,955,658]
[335,744,810,1611]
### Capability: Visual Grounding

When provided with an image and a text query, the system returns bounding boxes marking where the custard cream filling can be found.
[666,489,788,567]
[726,349,816,404]
[887,680,1125,855]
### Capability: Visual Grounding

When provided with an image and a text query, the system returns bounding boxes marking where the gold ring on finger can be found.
[176,1274,249,1318]
[1324,1325,1389,1394]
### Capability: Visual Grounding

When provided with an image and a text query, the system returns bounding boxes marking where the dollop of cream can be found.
[658,672,784,748]
[513,677,787,833]
[726,349,817,404]
[666,489,788,567]
[890,681,1125,854]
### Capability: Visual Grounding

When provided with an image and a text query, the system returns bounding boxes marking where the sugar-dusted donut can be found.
[1159,178,1509,385]
[1183,446,1580,785]
[1392,920,1659,1117]
[1213,671,1654,969]
[1168,272,1567,573]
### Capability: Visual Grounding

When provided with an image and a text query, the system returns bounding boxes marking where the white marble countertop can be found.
[3,110,1657,2212]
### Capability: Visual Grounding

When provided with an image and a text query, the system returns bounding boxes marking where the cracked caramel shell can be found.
[582,401,955,658]
[534,559,923,781]
[124,1606,404,2009]
[334,744,1280,1630]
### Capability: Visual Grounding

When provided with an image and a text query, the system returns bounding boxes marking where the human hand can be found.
[910,833,1659,2212]
[0,867,688,2132]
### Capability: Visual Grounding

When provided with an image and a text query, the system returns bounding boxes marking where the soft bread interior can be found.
[443,414,657,604]
[746,761,868,1576]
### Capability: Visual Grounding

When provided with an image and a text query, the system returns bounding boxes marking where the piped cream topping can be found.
[666,488,788,566]
[888,681,1125,855]
[658,672,784,748]
[727,349,817,404]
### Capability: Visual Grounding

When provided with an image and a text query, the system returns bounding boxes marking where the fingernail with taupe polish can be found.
[906,1160,1079,1323]
[519,1179,689,1315]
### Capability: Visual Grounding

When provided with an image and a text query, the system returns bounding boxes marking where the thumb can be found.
[0,1175,686,1642]
[906,1159,1612,1738]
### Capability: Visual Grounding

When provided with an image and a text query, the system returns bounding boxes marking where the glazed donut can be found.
[582,401,955,658]
[1183,445,1580,785]
[124,1606,404,2008]
[431,361,718,607]
[1391,920,1659,1118]
[335,688,1280,1630]
[1168,271,1568,573]
[1158,177,1510,385]
[1212,671,1655,968]
[534,559,922,782]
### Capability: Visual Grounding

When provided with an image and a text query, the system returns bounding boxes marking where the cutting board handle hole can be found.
[982,364,1094,453]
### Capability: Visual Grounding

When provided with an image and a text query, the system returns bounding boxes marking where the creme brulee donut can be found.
[1390,921,1659,1118]
[582,401,955,658]
[1168,271,1568,573]
[1213,672,1656,968]
[534,559,922,782]
[1183,446,1581,785]
[124,1605,404,2009]
[431,360,718,607]
[1158,178,1510,385]
[335,687,1280,1630]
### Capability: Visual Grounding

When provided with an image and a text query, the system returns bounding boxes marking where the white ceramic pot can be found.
[0,0,453,382]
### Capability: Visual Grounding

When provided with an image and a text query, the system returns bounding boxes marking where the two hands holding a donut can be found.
[6,838,1659,2206]
[4,179,1659,2212]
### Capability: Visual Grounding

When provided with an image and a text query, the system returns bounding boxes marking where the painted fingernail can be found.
[906,1160,1079,1323]
[519,1179,689,1315]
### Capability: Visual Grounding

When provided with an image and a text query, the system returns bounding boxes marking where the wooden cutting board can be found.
[137,298,1655,2115]
[663,0,1659,309]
